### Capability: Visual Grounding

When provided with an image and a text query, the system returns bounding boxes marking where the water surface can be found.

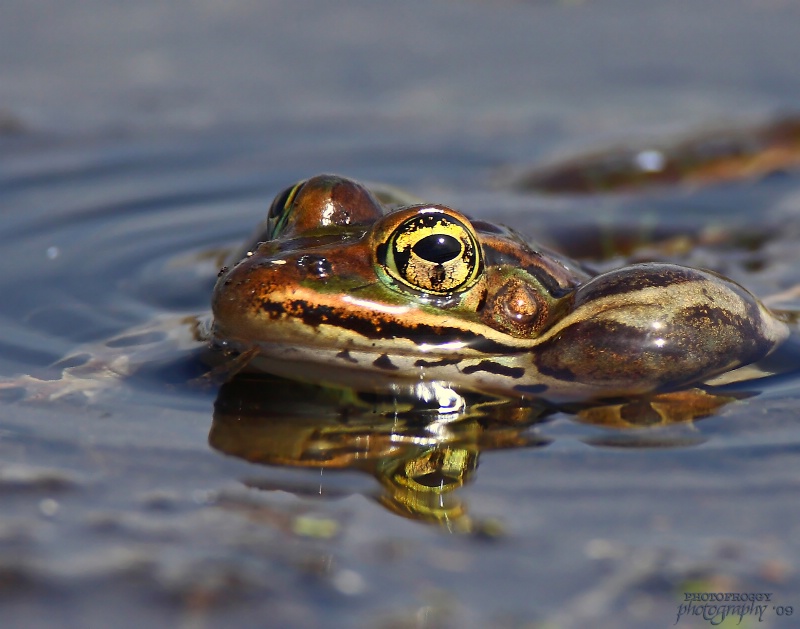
[4,1,800,627]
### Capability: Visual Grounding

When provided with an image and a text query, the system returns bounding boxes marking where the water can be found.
[4,1,800,628]
[3,125,800,629]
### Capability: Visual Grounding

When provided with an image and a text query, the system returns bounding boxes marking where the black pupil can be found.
[412,234,462,264]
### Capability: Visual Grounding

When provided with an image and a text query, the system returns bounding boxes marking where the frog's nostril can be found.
[297,254,332,279]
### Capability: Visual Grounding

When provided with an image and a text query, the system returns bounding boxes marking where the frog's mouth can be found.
[243,341,455,389]
[214,336,536,404]
[211,302,522,365]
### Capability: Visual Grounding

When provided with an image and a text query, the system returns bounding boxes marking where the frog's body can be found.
[211,174,789,406]
[2,172,788,411]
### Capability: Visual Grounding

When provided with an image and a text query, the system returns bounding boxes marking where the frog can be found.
[209,173,790,412]
[2,172,790,416]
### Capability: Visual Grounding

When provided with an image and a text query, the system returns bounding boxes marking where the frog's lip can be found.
[210,320,520,361]
[209,338,492,396]
[210,337,675,403]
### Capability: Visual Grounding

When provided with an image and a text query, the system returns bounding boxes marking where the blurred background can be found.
[5,0,800,147]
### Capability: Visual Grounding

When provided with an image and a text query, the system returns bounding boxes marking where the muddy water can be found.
[4,1,800,628]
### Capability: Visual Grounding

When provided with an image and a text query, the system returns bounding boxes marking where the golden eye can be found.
[377,207,483,294]
[266,180,304,238]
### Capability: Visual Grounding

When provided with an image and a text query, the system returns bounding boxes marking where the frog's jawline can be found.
[220,339,726,403]
[258,298,520,355]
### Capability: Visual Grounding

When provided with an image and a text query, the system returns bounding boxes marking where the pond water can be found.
[4,1,800,628]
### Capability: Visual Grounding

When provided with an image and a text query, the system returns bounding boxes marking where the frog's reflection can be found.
[209,375,553,531]
[209,375,740,530]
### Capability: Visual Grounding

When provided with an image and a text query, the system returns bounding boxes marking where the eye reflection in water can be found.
[208,375,749,530]
[209,375,553,532]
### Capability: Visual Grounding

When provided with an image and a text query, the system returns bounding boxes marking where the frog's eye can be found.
[266,180,304,238]
[377,207,483,295]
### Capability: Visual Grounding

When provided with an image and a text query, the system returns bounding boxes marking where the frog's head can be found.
[211,175,584,389]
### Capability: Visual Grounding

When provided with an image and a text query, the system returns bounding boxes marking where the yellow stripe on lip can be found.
[340,295,412,316]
